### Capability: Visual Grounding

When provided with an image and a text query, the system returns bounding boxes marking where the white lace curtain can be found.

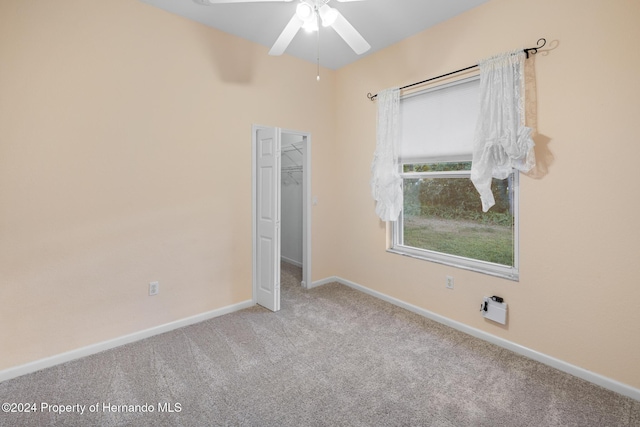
[370,88,402,221]
[371,49,536,219]
[470,49,536,212]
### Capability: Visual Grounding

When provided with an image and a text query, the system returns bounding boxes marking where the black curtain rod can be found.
[367,38,546,101]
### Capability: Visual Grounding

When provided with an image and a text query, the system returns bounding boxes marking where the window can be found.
[389,77,519,280]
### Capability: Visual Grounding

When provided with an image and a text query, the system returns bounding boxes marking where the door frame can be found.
[252,124,312,309]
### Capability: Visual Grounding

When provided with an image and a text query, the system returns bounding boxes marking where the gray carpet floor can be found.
[1,262,639,426]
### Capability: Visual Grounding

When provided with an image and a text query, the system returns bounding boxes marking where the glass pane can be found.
[402,176,514,266]
[403,162,471,173]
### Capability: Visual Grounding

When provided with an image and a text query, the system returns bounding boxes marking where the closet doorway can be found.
[252,125,311,312]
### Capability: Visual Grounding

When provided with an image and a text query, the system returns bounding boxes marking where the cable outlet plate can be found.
[481,296,507,324]
[149,281,159,296]
[446,276,454,289]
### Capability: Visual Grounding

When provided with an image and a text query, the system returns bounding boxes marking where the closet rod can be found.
[366,38,546,101]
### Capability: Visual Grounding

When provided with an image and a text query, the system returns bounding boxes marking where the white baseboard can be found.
[0,299,254,384]
[312,276,640,402]
[281,256,302,268]
[307,276,336,289]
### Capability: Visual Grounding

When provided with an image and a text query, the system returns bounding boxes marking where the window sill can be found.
[387,247,519,281]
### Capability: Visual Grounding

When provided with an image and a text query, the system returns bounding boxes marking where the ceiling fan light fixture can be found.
[194,0,370,63]
[302,16,318,33]
[318,5,337,27]
[296,3,313,21]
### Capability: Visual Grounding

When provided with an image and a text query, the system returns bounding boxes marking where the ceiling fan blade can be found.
[193,0,294,4]
[330,10,371,55]
[268,14,304,56]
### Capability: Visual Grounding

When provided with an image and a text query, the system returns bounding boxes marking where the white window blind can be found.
[399,77,480,164]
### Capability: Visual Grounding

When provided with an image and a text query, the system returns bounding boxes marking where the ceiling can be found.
[138,0,490,70]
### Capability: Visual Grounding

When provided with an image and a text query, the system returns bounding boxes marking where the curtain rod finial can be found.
[524,38,546,58]
[367,92,377,101]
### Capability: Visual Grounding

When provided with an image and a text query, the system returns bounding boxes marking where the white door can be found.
[255,127,281,312]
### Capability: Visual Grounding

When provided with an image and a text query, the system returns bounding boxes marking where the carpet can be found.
[1,263,638,426]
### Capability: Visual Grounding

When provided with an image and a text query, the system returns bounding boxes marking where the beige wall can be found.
[333,0,640,389]
[2,0,639,393]
[0,0,338,370]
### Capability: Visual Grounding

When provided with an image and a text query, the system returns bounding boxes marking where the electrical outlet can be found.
[149,281,159,296]
[446,276,454,289]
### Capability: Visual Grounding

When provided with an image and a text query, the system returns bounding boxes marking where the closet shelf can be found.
[282,165,303,172]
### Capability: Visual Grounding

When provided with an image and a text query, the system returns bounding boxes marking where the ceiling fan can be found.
[193,0,371,57]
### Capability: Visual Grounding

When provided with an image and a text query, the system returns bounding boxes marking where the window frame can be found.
[389,79,521,281]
